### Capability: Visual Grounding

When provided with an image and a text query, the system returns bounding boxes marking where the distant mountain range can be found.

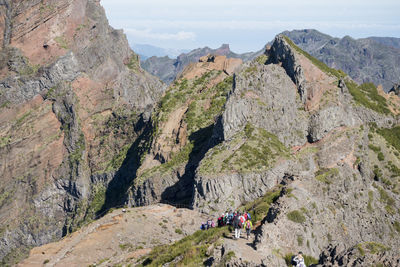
[140,44,263,84]
[283,29,400,91]
[138,30,400,91]
[131,43,191,60]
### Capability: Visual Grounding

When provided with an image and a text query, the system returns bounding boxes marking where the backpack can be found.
[237,217,243,228]
[246,221,251,229]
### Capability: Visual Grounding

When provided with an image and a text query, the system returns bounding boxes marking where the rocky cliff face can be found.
[191,35,400,265]
[1,3,400,265]
[282,29,400,91]
[0,0,164,264]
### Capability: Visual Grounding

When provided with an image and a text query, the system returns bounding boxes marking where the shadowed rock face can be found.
[0,0,164,263]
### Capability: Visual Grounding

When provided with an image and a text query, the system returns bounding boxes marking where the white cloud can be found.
[119,20,400,31]
[125,28,196,41]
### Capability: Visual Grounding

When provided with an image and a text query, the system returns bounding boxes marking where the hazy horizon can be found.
[101,0,400,54]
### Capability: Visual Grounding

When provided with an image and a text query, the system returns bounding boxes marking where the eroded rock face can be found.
[316,244,400,267]
[0,0,164,263]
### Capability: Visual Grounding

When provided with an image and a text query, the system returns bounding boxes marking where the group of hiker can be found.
[201,212,307,267]
[200,211,253,240]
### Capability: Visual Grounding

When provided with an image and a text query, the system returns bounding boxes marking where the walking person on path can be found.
[233,214,243,239]
[244,218,253,240]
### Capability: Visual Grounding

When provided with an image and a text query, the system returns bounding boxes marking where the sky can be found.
[101,0,400,53]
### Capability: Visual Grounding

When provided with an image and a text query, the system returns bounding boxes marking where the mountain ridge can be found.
[0,2,400,265]
[282,29,400,91]
[141,43,263,84]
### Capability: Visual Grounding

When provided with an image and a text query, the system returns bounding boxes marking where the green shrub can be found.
[315,168,338,184]
[377,152,385,161]
[376,126,400,152]
[367,191,374,213]
[287,210,306,224]
[345,80,390,115]
[243,186,282,223]
[368,144,381,153]
[357,242,390,255]
[394,221,400,233]
[139,227,229,267]
[175,228,183,235]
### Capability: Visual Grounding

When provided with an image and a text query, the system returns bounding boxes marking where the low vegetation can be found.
[199,123,289,174]
[242,186,283,223]
[283,35,346,79]
[137,72,233,184]
[356,242,390,256]
[138,226,230,267]
[315,168,339,184]
[345,80,391,115]
[287,210,306,224]
[376,126,400,152]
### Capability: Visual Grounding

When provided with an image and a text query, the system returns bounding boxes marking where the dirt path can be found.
[223,229,266,264]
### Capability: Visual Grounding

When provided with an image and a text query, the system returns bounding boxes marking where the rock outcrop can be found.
[0,0,164,264]
[141,44,262,84]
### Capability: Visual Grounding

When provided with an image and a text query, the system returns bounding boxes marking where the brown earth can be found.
[17,204,208,267]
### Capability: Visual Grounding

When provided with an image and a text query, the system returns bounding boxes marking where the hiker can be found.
[227,211,234,225]
[206,219,215,229]
[218,215,224,227]
[246,211,251,221]
[293,251,306,267]
[200,222,207,230]
[244,218,253,240]
[233,213,243,239]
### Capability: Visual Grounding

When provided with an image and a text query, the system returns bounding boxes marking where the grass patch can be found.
[315,168,339,184]
[255,54,268,65]
[367,191,374,213]
[175,228,183,235]
[376,126,400,153]
[287,210,306,224]
[345,80,390,115]
[283,35,346,79]
[54,36,69,49]
[199,123,289,174]
[126,54,140,71]
[139,226,230,267]
[119,243,134,251]
[357,242,390,256]
[376,186,395,214]
[242,186,282,223]
[15,111,31,126]
[394,221,400,233]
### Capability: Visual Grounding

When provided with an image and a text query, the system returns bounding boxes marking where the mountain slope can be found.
[141,44,263,84]
[14,34,400,267]
[282,29,400,91]
[131,43,190,60]
[0,0,164,264]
